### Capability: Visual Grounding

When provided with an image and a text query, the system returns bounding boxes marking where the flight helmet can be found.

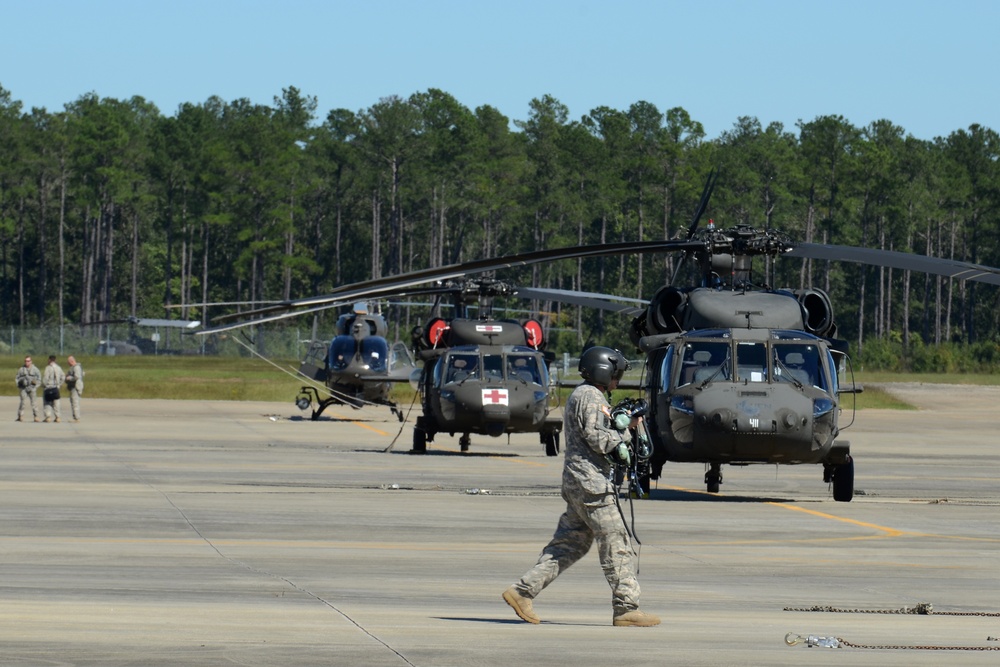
[578,346,630,387]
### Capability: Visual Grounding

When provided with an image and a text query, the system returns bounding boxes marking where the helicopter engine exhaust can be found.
[646,286,688,335]
[792,289,835,338]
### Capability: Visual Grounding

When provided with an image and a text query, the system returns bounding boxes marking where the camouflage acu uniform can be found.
[15,362,42,421]
[511,383,641,615]
[66,358,84,421]
[42,359,66,422]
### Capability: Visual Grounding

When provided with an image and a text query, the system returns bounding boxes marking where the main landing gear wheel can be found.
[412,426,427,453]
[831,455,854,502]
[705,463,723,493]
[459,433,471,452]
[412,416,431,453]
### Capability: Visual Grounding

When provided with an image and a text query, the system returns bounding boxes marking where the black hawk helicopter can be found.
[615,174,1000,501]
[404,279,561,454]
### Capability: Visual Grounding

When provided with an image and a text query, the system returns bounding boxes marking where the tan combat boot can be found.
[613,609,661,627]
[502,586,540,624]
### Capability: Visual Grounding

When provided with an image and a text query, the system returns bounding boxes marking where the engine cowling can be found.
[646,286,688,335]
[793,288,835,338]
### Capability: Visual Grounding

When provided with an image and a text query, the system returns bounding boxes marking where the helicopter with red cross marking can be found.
[407,279,563,454]
[404,277,642,454]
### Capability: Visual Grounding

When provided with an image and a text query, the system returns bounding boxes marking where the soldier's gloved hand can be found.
[613,413,631,431]
[614,442,631,467]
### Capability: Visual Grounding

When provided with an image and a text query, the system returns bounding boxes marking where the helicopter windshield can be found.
[678,341,731,386]
[736,342,768,382]
[329,336,355,371]
[507,354,542,384]
[773,343,827,390]
[482,354,504,382]
[361,337,389,372]
[444,353,479,384]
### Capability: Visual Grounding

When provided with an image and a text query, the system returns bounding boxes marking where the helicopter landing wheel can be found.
[542,431,560,457]
[705,464,722,494]
[831,455,854,502]
[459,434,471,452]
[412,417,428,453]
[412,427,427,453]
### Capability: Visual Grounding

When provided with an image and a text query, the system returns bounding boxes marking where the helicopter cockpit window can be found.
[773,344,826,390]
[826,349,839,393]
[678,341,731,387]
[329,336,355,371]
[736,342,768,382]
[445,354,479,384]
[659,348,675,392]
[361,337,389,372]
[507,355,542,384]
[482,354,504,382]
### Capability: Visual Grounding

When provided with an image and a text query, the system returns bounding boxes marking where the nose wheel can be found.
[705,464,723,493]
[828,455,854,502]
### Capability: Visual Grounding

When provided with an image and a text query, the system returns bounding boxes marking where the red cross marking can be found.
[482,389,508,404]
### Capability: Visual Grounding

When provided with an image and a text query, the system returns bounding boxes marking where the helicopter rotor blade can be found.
[515,287,647,316]
[787,243,1000,286]
[82,317,201,329]
[196,285,471,335]
[670,168,718,286]
[210,238,703,323]
[685,168,718,240]
[195,300,356,335]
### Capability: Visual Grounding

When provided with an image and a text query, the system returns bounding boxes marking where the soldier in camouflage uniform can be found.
[503,346,660,627]
[42,355,66,423]
[15,356,42,422]
[65,356,84,422]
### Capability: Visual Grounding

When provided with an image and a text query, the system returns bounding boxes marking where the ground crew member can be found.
[65,355,85,422]
[15,356,42,422]
[502,346,660,627]
[42,355,66,423]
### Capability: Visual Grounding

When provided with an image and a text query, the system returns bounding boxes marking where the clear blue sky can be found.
[2,0,997,141]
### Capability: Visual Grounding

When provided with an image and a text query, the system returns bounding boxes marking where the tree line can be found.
[1,84,999,365]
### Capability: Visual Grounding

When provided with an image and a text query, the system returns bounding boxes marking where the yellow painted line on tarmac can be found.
[325,410,391,436]
[659,489,1000,545]
[349,421,390,436]
[765,502,906,537]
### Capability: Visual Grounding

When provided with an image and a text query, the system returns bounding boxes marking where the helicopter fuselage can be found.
[642,326,851,473]
[425,343,552,437]
[412,316,561,453]
[295,310,407,419]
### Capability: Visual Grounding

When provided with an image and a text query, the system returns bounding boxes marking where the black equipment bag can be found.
[43,387,60,401]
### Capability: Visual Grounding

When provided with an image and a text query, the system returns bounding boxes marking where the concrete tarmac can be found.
[2,384,999,666]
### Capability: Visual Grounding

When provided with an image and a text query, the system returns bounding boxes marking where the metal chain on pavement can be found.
[784,602,1000,616]
[784,602,1000,651]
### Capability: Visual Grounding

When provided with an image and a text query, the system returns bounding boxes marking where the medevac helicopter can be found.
[404,279,561,454]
